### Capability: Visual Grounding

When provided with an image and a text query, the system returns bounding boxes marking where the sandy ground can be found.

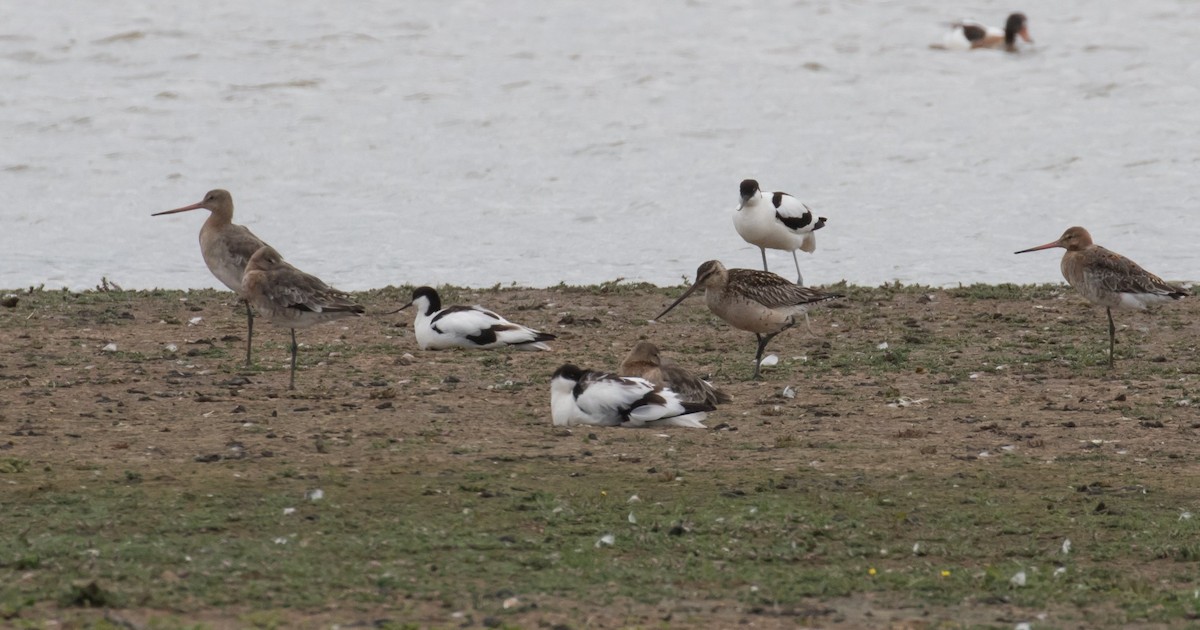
[2,282,1198,628]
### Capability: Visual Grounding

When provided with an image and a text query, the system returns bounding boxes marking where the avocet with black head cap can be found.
[734,179,827,286]
[398,286,556,351]
[549,364,713,428]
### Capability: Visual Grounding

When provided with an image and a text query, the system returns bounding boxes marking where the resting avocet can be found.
[619,341,731,406]
[734,179,827,286]
[550,364,713,428]
[942,13,1032,52]
[653,260,843,379]
[1015,226,1188,367]
[398,286,556,351]
[240,246,364,389]
[152,189,270,366]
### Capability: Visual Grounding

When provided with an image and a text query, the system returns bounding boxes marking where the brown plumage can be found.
[653,260,843,379]
[241,246,364,389]
[152,189,269,366]
[1015,226,1188,367]
[619,341,732,406]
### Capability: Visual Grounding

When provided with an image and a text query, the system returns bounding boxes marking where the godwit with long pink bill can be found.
[652,260,843,379]
[734,179,827,286]
[152,189,268,366]
[549,364,713,429]
[1015,226,1188,367]
[240,246,364,389]
[619,341,731,406]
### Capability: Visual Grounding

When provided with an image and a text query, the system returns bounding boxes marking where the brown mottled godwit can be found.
[1015,226,1188,367]
[734,179,827,286]
[549,364,713,429]
[619,341,731,406]
[152,189,267,366]
[652,260,843,379]
[240,246,364,389]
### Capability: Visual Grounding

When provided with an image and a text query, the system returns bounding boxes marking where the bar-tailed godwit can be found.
[550,364,713,428]
[941,13,1032,51]
[152,189,267,365]
[1015,226,1188,367]
[734,179,827,285]
[619,341,731,406]
[240,246,364,389]
[652,260,843,379]
[397,286,556,351]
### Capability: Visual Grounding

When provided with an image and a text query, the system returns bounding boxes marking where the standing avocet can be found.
[398,286,556,351]
[941,13,1032,52]
[549,364,713,428]
[734,179,827,286]
[1015,226,1188,367]
[152,189,269,366]
[653,260,842,379]
[619,341,731,406]
[240,246,364,389]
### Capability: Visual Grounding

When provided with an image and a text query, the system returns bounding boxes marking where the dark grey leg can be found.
[289,328,298,390]
[244,300,254,366]
[1106,307,1115,368]
[752,332,778,380]
[759,248,769,273]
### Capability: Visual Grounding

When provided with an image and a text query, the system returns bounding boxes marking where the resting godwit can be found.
[941,13,1032,52]
[397,286,556,351]
[734,179,827,286]
[652,260,843,379]
[1015,226,1188,367]
[549,364,712,429]
[240,246,364,389]
[619,341,731,406]
[152,189,267,365]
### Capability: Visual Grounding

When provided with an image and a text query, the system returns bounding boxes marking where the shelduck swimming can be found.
[618,341,731,406]
[549,364,713,428]
[1015,226,1188,367]
[398,286,556,351]
[733,179,827,286]
[941,13,1032,52]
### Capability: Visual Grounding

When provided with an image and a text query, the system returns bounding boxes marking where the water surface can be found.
[3,1,1197,290]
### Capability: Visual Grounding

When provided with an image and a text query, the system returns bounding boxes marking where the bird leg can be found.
[243,299,254,367]
[1106,307,1115,368]
[759,247,770,273]
[289,328,298,390]
[752,332,779,379]
[792,251,804,286]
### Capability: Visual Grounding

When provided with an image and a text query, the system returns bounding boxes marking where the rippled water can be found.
[3,1,1198,290]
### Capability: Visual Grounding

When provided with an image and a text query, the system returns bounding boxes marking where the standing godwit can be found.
[734,179,827,286]
[397,286,556,351]
[549,364,713,429]
[652,260,843,379]
[1015,226,1188,367]
[941,13,1032,52]
[619,341,731,406]
[152,189,268,366]
[240,246,364,389]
